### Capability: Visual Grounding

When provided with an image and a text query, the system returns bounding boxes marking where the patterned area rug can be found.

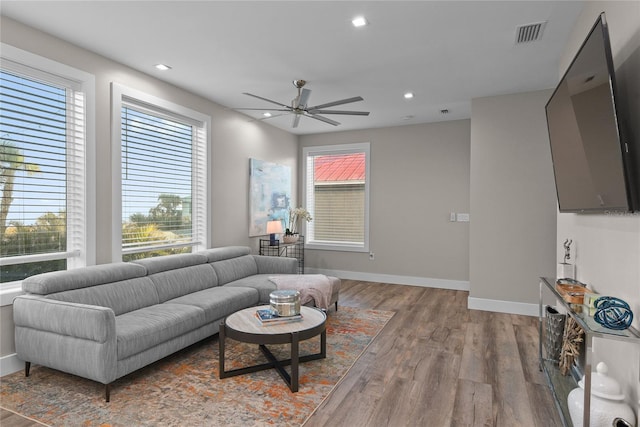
[1,307,393,426]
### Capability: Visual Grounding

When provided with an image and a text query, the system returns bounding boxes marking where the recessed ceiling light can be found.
[154,64,172,71]
[263,112,272,118]
[352,16,368,28]
[402,115,415,121]
[404,92,414,99]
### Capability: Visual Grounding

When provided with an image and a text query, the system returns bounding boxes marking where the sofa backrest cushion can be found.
[46,277,159,316]
[148,264,219,302]
[131,253,208,275]
[199,246,251,263]
[210,255,258,285]
[22,263,147,295]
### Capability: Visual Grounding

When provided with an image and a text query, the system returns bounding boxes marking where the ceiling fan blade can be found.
[246,113,290,123]
[242,92,290,108]
[292,114,301,128]
[233,108,291,112]
[307,96,364,111]
[305,113,340,126]
[308,109,370,116]
[260,113,289,121]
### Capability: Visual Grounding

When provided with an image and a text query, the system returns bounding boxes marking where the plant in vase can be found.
[284,207,312,243]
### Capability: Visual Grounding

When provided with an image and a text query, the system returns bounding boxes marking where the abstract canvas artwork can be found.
[249,158,291,237]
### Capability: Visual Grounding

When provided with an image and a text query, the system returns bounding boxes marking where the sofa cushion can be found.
[46,277,159,316]
[167,286,259,323]
[210,255,258,285]
[131,253,208,275]
[199,246,250,263]
[22,263,147,295]
[147,264,218,303]
[222,274,279,304]
[115,303,206,360]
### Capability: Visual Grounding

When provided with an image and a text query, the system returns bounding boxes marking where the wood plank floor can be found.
[0,280,562,427]
[303,280,562,427]
[0,408,47,427]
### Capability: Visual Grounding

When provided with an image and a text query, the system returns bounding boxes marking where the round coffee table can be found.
[219,305,326,392]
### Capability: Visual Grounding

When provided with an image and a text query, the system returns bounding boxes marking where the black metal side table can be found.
[259,235,304,274]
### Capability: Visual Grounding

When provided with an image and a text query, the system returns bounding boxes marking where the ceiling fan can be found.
[234,79,370,128]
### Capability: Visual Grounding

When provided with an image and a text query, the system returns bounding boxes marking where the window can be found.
[0,44,95,286]
[111,84,209,261]
[303,143,370,252]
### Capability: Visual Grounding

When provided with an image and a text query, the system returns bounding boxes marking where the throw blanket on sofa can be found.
[269,274,332,310]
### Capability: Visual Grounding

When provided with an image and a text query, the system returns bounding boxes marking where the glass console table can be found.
[538,277,640,427]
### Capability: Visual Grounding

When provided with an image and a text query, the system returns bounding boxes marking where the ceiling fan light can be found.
[352,16,368,28]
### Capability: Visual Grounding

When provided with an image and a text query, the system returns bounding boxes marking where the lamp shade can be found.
[266,220,283,234]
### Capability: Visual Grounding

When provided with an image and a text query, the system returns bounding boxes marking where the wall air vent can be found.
[515,21,547,44]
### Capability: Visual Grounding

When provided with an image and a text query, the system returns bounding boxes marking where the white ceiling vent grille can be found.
[515,21,547,44]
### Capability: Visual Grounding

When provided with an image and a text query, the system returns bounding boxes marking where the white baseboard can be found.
[467,296,538,317]
[307,268,538,316]
[1,353,23,377]
[305,267,470,291]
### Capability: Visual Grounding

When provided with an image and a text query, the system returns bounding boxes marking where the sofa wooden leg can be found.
[25,361,31,377]
[105,384,111,402]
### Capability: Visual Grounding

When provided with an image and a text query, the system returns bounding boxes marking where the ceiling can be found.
[1,1,585,135]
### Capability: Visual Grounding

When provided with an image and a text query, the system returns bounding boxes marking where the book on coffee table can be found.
[255,309,303,325]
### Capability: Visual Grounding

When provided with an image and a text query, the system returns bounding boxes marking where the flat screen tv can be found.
[545,13,638,213]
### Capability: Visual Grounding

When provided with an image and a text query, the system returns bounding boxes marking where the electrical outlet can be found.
[369,252,375,260]
[450,212,456,222]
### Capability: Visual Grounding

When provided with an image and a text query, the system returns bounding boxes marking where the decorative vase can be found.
[544,305,566,362]
[283,234,299,244]
[567,362,636,427]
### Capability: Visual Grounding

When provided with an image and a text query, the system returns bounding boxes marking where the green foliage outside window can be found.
[1,191,191,282]
[121,193,192,262]
[0,210,67,283]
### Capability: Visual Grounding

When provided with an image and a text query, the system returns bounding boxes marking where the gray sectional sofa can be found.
[12,246,339,401]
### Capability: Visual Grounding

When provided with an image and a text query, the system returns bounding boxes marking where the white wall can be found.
[0,17,298,362]
[556,1,640,415]
[469,90,558,315]
[299,120,471,289]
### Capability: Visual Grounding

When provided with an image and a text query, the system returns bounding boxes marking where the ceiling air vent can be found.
[515,21,547,44]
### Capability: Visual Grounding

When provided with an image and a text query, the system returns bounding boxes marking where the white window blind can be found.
[303,143,370,252]
[113,85,208,261]
[0,60,88,282]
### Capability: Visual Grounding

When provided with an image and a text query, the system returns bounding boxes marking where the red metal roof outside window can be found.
[314,153,365,183]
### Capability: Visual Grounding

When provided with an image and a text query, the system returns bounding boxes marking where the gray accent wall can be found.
[299,120,471,284]
[469,90,558,307]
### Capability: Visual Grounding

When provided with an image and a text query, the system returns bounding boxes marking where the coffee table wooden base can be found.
[218,306,327,392]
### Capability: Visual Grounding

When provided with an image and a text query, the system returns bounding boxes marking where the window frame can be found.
[0,43,96,304]
[302,142,370,253]
[110,83,210,262]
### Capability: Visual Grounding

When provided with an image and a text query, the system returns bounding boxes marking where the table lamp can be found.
[266,220,283,245]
